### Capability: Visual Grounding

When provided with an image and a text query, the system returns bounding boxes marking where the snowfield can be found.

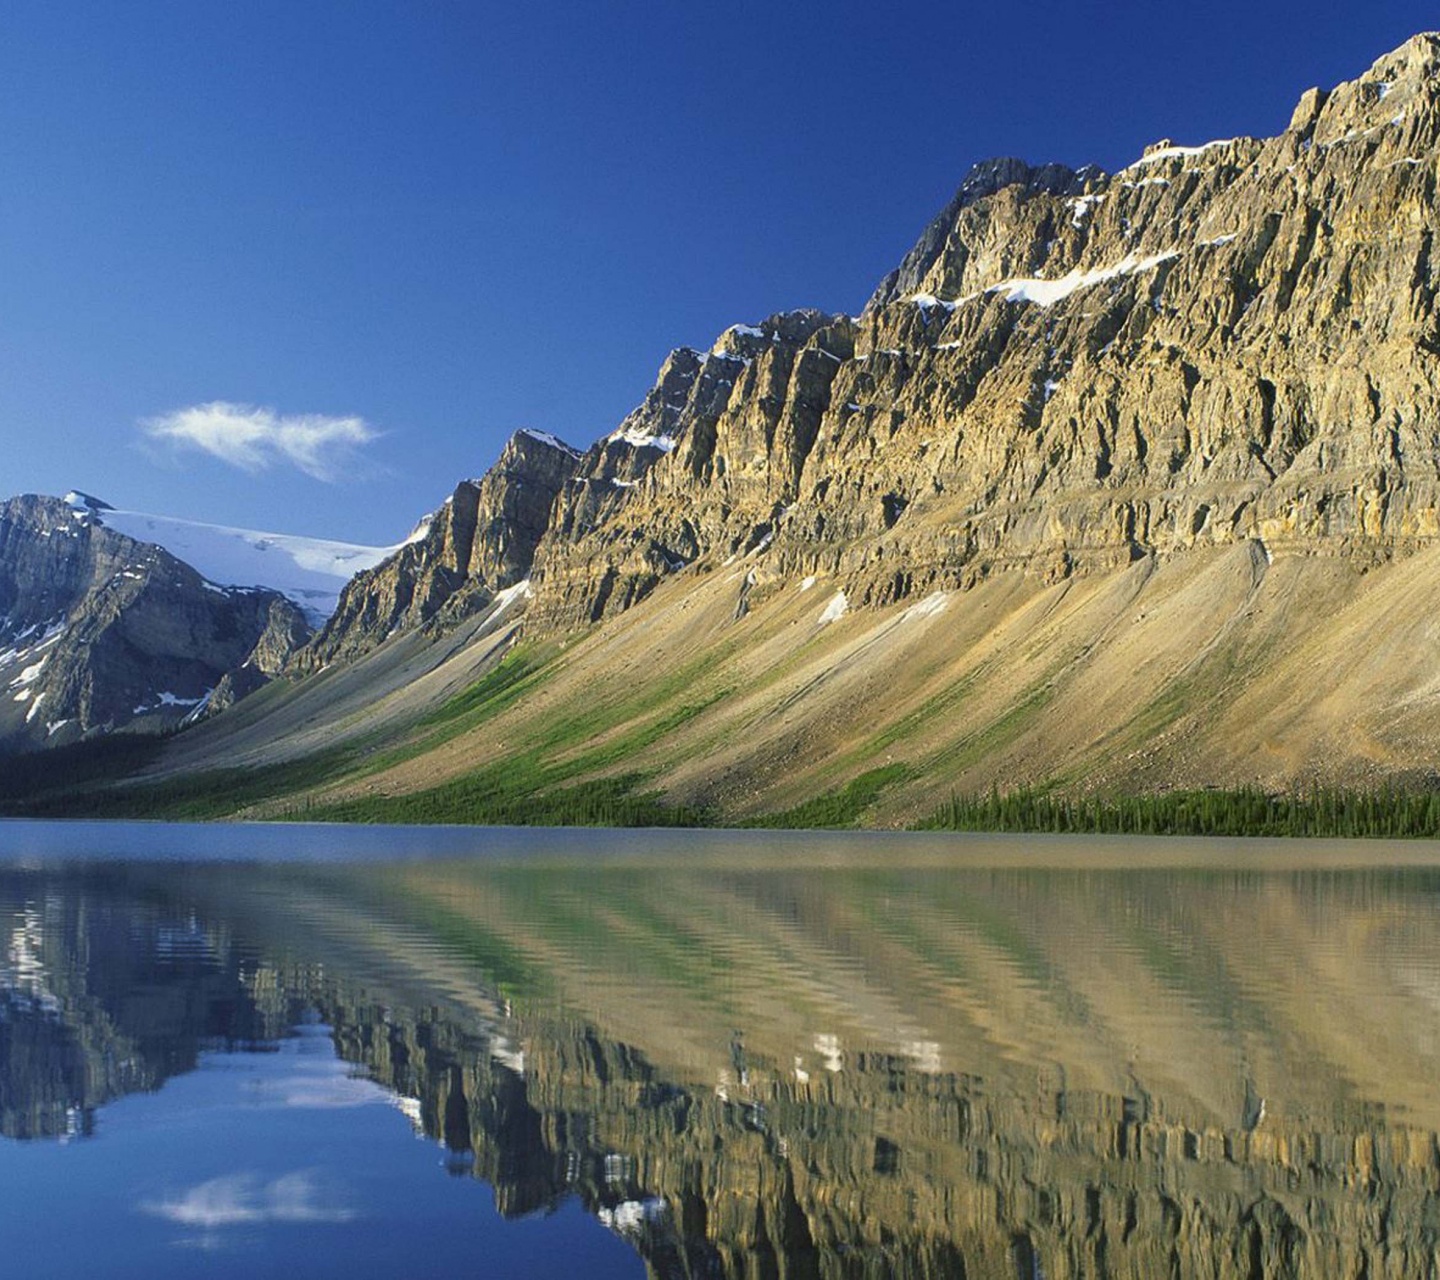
[67,495,402,622]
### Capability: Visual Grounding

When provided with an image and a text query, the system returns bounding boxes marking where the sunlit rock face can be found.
[294,428,581,669]
[527,310,857,627]
[0,495,310,749]
[32,34,1440,802]
[519,34,1440,625]
[6,854,1440,1277]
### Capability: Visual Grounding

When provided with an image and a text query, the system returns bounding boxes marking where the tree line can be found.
[919,784,1440,838]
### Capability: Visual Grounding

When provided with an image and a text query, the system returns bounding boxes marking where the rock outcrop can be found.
[0,495,311,749]
[517,33,1440,624]
[293,428,581,669]
[528,310,856,627]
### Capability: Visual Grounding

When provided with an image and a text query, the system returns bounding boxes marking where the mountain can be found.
[22,34,1440,819]
[521,33,1440,627]
[68,492,406,624]
[0,495,312,749]
[294,428,581,671]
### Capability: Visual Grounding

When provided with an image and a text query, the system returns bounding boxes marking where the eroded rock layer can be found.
[521,35,1440,625]
[295,428,581,669]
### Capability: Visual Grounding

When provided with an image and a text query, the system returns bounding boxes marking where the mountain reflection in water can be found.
[2,838,1440,1278]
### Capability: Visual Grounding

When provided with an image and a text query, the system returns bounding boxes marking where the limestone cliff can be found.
[294,428,580,669]
[523,33,1440,622]
[220,33,1440,660]
[530,310,856,626]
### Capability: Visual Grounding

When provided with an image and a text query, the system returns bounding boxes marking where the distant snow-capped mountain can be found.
[0,494,315,749]
[64,491,419,623]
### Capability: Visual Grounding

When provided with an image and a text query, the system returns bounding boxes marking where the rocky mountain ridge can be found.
[524,32,1440,625]
[295,428,581,669]
[16,34,1440,812]
[0,494,311,749]
[311,33,1440,657]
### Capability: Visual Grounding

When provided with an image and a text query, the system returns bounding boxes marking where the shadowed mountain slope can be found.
[0,495,310,751]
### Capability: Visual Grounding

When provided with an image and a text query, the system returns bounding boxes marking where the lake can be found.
[1,821,1438,1278]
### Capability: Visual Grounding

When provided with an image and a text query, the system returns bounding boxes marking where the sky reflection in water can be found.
[2,825,1440,1278]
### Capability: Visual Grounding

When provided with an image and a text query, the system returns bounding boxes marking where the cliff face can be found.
[43,33,1440,806]
[519,34,1440,624]
[527,311,857,627]
[0,495,310,749]
[294,428,580,670]
[250,32,1440,650]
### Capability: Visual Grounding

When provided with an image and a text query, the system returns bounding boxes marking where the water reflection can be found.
[3,847,1440,1277]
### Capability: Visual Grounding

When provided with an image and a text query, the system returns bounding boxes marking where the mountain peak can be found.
[956,156,1083,204]
[515,428,582,459]
[1379,30,1440,64]
[1283,28,1440,148]
[0,494,311,746]
[62,490,112,512]
[866,159,1091,310]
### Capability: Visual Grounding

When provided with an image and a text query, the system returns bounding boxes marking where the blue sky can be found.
[2,1,1435,543]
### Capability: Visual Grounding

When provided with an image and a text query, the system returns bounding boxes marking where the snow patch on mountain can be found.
[518,428,583,457]
[69,495,400,622]
[0,620,66,675]
[491,578,534,613]
[900,592,951,622]
[1122,137,1241,170]
[988,251,1180,307]
[818,591,848,625]
[611,425,679,452]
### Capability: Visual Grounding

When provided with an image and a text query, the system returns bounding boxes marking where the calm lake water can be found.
[2,822,1439,1279]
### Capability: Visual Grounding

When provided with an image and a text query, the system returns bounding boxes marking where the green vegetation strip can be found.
[918,785,1440,839]
[0,739,366,820]
[0,648,726,824]
[739,764,913,830]
[310,764,706,827]
[7,677,1440,837]
[418,647,553,731]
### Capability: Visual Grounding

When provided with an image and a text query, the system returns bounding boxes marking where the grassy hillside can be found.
[4,537,1440,835]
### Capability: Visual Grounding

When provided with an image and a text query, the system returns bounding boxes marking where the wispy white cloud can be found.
[143,1170,356,1230]
[141,401,380,481]
[256,1068,392,1110]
